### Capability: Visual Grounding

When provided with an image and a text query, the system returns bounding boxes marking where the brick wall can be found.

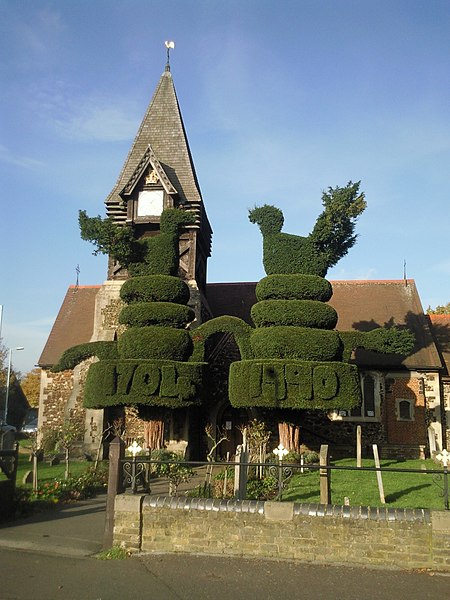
[113,495,450,571]
[384,376,426,446]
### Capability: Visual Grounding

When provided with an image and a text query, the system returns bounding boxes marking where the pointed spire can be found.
[105,56,203,223]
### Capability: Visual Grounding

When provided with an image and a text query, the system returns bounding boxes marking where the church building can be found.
[37,59,449,460]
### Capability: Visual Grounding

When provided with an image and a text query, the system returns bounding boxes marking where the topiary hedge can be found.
[262,233,328,277]
[120,275,190,305]
[84,359,204,408]
[249,327,343,361]
[251,300,338,329]
[118,327,193,361]
[256,274,333,302]
[119,302,195,328]
[52,341,118,372]
[190,316,254,361]
[229,359,361,410]
[128,235,178,276]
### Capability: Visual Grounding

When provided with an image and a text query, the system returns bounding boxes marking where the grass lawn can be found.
[0,444,97,488]
[283,458,447,510]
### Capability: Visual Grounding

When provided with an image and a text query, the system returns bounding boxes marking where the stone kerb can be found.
[112,494,450,571]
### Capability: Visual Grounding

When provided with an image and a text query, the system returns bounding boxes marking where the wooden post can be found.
[319,444,331,505]
[234,445,248,501]
[103,436,125,549]
[356,425,362,468]
[372,444,385,504]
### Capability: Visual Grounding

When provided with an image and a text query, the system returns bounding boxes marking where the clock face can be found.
[137,190,164,217]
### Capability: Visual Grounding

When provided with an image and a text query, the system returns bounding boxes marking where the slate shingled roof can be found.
[106,68,203,223]
[38,286,100,368]
[206,279,442,371]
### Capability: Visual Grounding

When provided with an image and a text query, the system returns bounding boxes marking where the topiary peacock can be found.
[194,181,414,411]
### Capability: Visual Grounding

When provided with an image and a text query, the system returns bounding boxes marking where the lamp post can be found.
[4,346,24,425]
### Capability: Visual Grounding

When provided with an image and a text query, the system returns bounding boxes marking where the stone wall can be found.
[113,495,450,571]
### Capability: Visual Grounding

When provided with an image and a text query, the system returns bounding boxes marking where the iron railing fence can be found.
[118,456,449,510]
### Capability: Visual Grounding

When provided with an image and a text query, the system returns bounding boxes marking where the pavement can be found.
[0,490,449,600]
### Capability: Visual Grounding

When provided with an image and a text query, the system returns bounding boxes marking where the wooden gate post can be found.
[103,436,125,549]
[319,444,331,505]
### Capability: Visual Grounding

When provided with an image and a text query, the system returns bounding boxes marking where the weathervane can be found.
[165,40,175,71]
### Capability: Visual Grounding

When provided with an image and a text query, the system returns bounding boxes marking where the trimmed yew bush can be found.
[120,275,190,305]
[119,302,195,328]
[251,300,338,329]
[250,327,343,362]
[118,327,193,361]
[256,274,333,302]
[229,359,361,410]
[83,360,204,408]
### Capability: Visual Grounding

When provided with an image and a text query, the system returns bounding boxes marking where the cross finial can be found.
[273,443,289,462]
[165,40,175,71]
[436,449,450,467]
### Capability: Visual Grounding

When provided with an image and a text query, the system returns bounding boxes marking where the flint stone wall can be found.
[113,495,450,571]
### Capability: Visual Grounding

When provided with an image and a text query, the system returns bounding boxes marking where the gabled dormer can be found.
[120,144,178,226]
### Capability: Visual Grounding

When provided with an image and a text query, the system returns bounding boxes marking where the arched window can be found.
[396,399,414,421]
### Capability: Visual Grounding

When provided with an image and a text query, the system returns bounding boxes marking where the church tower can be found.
[105,56,212,318]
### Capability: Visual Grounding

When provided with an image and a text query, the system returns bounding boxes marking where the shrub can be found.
[229,359,362,410]
[250,327,342,361]
[118,327,193,361]
[83,360,204,408]
[120,275,190,305]
[251,300,338,329]
[262,233,328,276]
[256,274,333,302]
[119,302,195,328]
[246,475,278,500]
[52,341,118,372]
[19,465,108,507]
[190,316,254,361]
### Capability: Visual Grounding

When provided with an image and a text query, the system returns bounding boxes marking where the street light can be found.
[3,346,24,425]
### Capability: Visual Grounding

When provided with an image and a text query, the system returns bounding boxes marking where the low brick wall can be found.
[113,495,450,571]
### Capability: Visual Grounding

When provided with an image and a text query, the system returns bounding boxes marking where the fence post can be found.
[103,436,125,549]
[234,445,248,500]
[319,444,331,505]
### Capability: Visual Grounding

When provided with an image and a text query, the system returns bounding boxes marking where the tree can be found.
[56,420,86,480]
[21,368,41,408]
[310,181,367,270]
[427,302,450,315]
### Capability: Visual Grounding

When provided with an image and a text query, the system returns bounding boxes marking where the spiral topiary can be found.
[54,208,206,409]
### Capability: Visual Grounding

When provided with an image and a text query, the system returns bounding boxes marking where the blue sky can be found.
[1,0,449,375]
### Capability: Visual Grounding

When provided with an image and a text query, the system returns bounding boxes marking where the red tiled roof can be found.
[38,286,100,367]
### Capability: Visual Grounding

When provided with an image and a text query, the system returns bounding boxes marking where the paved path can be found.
[0,492,448,599]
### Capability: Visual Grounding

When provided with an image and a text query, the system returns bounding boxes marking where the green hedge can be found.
[251,300,338,329]
[229,359,361,410]
[120,275,190,305]
[256,274,333,302]
[83,359,204,408]
[128,235,179,276]
[117,327,193,361]
[250,327,342,361]
[262,234,328,276]
[339,328,415,362]
[190,316,253,361]
[119,302,195,328]
[52,341,118,372]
